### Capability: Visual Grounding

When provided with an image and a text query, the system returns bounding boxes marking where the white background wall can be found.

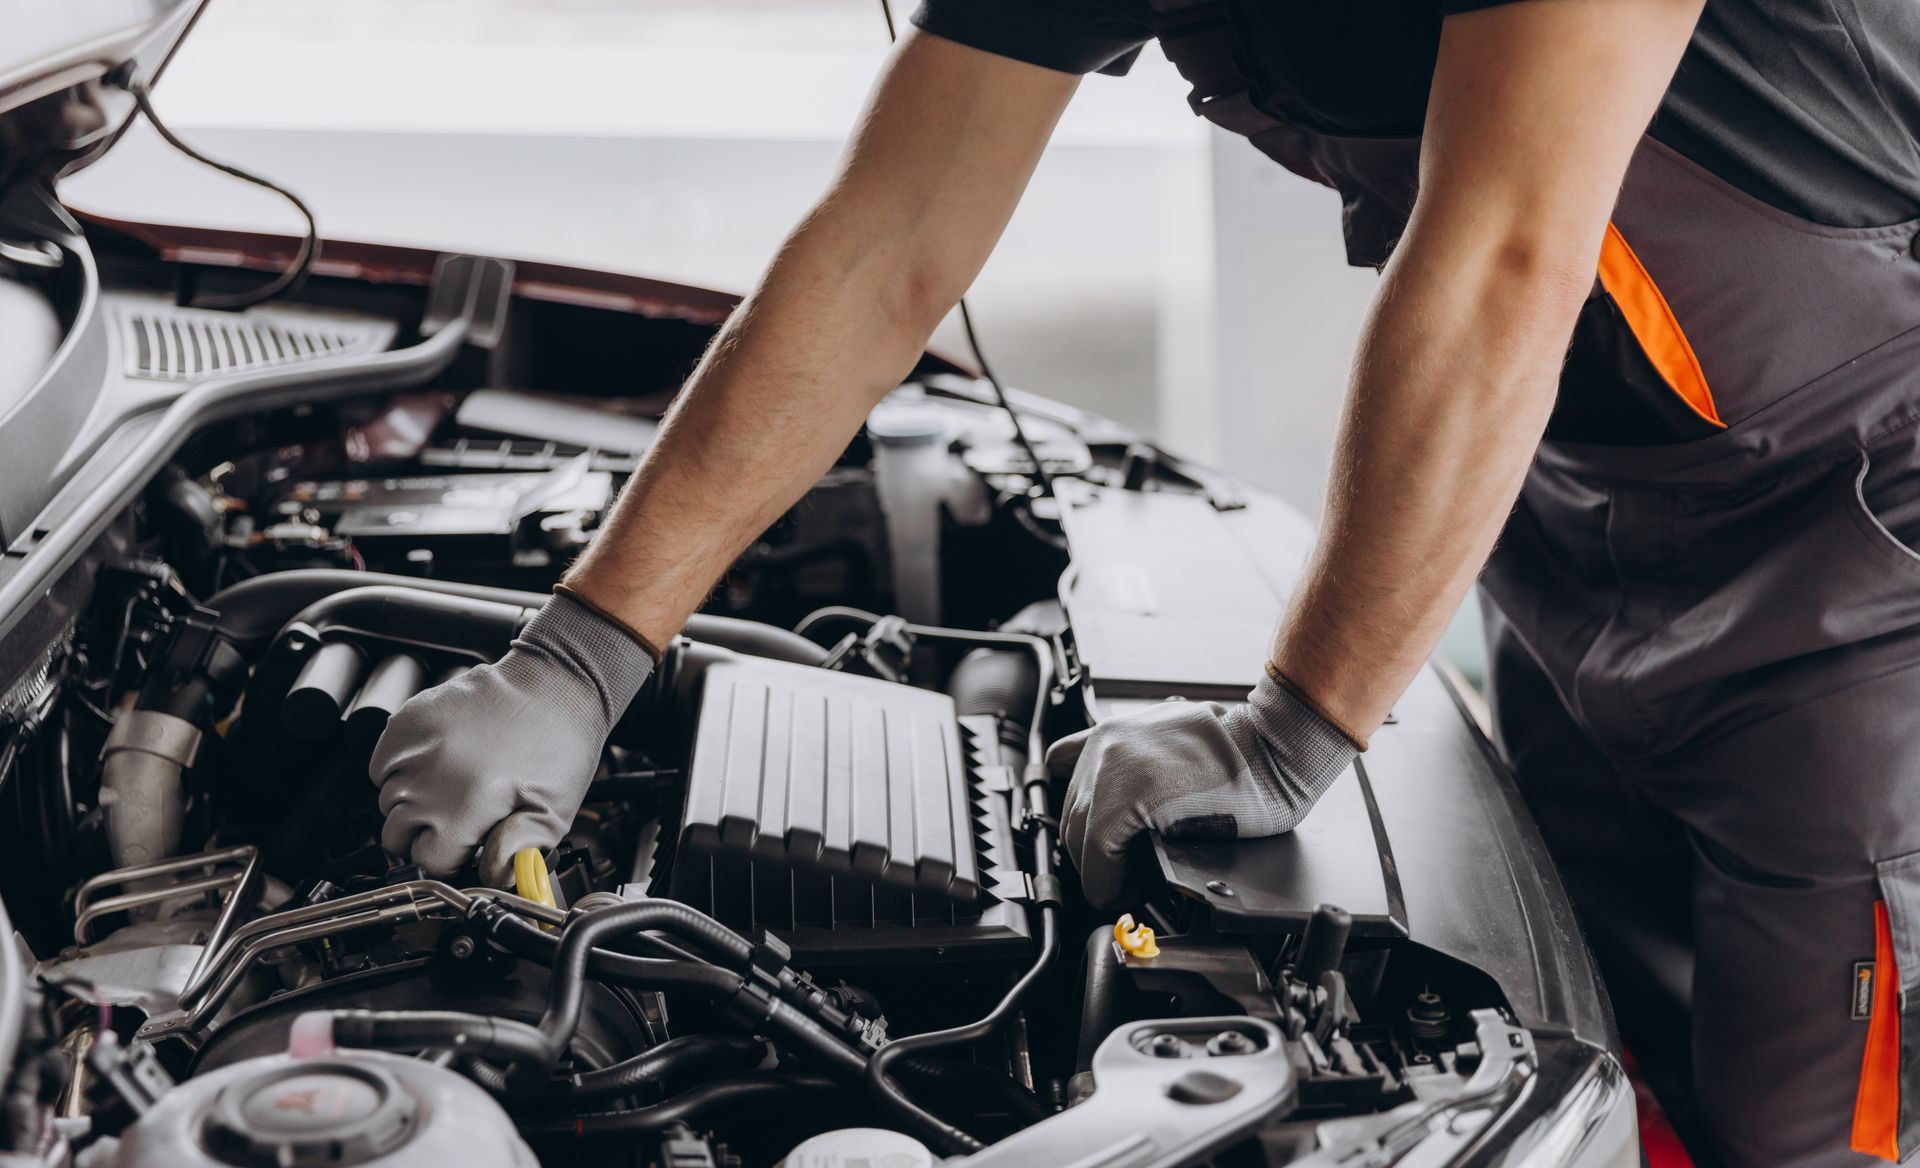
[63,0,1381,513]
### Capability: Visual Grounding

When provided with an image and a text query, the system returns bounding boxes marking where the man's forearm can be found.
[560,214,937,649]
[1267,0,1699,739]
[1269,230,1594,736]
[552,31,1076,650]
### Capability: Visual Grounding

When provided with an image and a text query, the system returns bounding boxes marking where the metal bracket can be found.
[956,1016,1296,1168]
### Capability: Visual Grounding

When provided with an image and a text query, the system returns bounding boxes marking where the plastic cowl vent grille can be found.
[115,304,382,381]
[667,658,1030,962]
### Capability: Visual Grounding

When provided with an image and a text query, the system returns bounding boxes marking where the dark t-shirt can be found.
[910,0,1920,229]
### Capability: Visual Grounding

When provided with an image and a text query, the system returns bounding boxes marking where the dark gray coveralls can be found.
[1148,2,1920,1163]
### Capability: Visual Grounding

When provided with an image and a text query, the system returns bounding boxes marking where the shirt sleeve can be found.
[910,0,1153,76]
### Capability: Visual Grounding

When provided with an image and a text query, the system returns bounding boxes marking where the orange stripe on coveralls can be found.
[1596,222,1724,429]
[1853,899,1902,1161]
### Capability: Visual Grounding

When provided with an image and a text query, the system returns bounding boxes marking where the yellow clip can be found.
[1113,913,1160,959]
[513,847,557,929]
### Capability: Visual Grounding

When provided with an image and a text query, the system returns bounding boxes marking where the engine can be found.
[0,381,1536,1168]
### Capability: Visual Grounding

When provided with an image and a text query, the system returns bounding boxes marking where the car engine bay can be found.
[0,216,1631,1165]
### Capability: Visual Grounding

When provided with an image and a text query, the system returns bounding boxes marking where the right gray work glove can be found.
[1047,667,1363,909]
[369,590,656,886]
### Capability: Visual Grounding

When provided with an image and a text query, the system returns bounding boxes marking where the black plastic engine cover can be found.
[666,658,1030,964]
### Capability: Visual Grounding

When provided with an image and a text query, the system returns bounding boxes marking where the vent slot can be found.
[666,662,1032,964]
[116,306,380,381]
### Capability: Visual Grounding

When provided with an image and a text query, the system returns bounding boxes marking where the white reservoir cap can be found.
[781,1127,936,1168]
[867,392,949,447]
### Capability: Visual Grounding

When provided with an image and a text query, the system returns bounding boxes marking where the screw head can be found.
[1205,880,1235,897]
[448,935,476,960]
[1149,1033,1188,1059]
[1206,1030,1255,1056]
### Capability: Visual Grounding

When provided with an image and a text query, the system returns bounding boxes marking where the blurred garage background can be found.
[62,0,1481,667]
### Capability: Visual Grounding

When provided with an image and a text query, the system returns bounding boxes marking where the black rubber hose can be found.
[464,1034,769,1102]
[206,569,828,664]
[540,900,753,1005]
[519,899,904,1099]
[280,586,530,662]
[743,995,869,1081]
[324,908,752,1090]
[567,1035,768,1103]
[790,607,1054,780]
[486,913,743,996]
[456,1058,511,1095]
[946,599,1061,758]
[863,905,1063,1155]
[512,901,759,1087]
[134,612,250,724]
[482,910,866,1083]
[948,646,1040,760]
[1074,923,1133,1075]
[860,750,1066,1156]
[325,1009,549,1066]
[897,1058,1052,1125]
[531,1074,842,1139]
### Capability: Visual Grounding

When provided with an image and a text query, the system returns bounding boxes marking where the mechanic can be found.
[368,2,1920,1163]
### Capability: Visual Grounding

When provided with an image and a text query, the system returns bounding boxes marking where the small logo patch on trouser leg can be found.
[1855,961,1877,1022]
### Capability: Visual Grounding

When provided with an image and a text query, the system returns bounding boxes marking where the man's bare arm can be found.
[563,31,1079,647]
[1270,0,1704,733]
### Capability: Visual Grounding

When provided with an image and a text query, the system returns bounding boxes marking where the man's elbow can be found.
[895,259,965,343]
[1487,229,1598,307]
[1425,224,1598,362]
[768,206,956,356]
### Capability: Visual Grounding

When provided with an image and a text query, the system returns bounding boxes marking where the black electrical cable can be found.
[875,0,1056,498]
[126,81,319,310]
[961,300,1058,497]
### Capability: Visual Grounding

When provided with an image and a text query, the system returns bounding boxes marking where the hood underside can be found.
[1,1,204,180]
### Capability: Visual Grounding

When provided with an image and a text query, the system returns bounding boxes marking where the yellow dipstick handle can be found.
[513,847,557,928]
[1113,913,1160,959]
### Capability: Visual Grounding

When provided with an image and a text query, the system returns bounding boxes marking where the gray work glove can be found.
[369,590,656,886]
[1048,668,1362,909]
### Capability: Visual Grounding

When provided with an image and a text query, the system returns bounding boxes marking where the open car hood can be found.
[1,1,205,180]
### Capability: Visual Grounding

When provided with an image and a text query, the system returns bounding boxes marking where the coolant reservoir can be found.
[867,390,951,625]
[114,1052,535,1168]
[783,1128,936,1167]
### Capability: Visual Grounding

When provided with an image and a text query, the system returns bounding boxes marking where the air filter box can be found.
[666,657,1029,963]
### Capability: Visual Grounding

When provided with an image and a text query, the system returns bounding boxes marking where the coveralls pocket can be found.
[1846,436,1920,576]
[1609,449,1920,761]
[1858,851,1920,1160]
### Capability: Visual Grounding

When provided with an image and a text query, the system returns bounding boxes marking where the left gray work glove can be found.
[1048,666,1364,909]
[370,589,657,886]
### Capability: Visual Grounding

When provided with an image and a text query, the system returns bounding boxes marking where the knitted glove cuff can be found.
[1262,662,1368,751]
[1243,669,1362,793]
[552,583,666,664]
[515,591,657,723]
